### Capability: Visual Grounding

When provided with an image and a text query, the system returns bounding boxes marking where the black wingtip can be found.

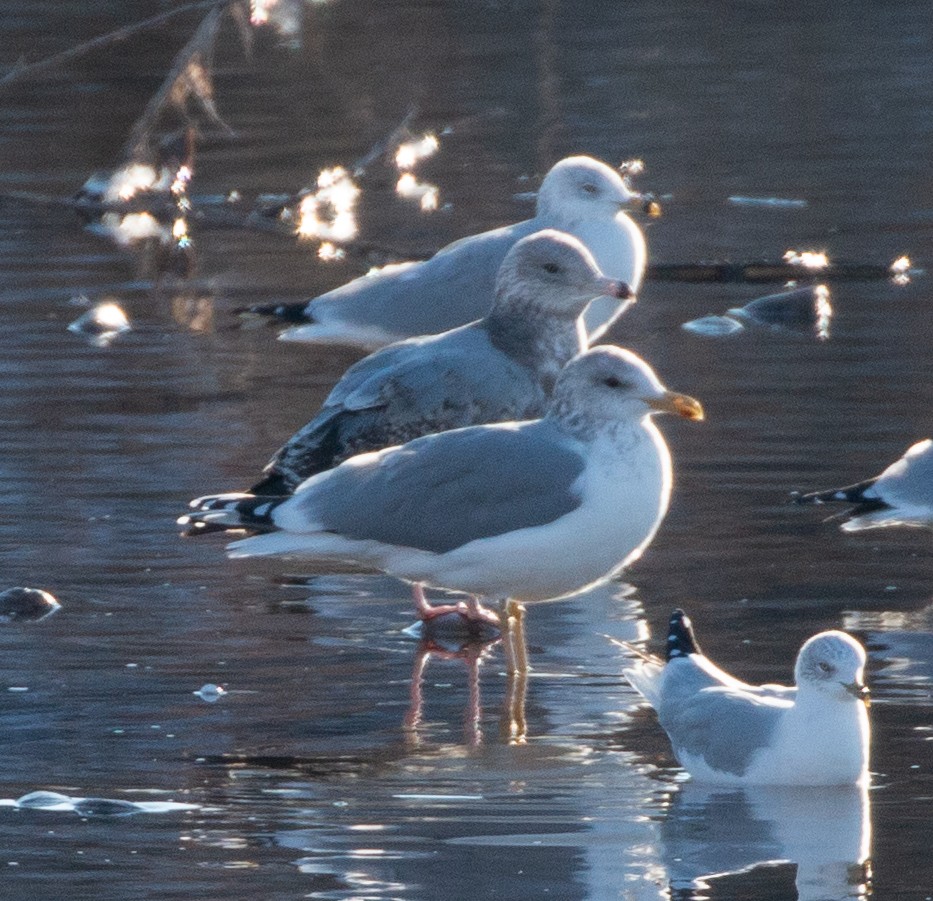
[792,476,885,508]
[235,300,314,323]
[666,608,702,661]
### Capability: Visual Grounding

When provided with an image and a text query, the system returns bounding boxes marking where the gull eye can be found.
[581,182,599,195]
[603,376,624,389]
[543,262,561,274]
[818,661,833,673]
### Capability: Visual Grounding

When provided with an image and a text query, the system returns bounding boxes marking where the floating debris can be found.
[730,284,832,339]
[296,166,360,244]
[683,285,832,340]
[67,301,131,346]
[0,587,60,623]
[194,683,227,703]
[10,790,197,818]
[681,315,746,337]
[728,195,808,209]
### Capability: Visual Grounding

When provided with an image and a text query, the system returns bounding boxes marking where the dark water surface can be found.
[1,2,931,899]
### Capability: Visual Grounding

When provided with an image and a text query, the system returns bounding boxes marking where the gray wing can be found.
[659,682,784,777]
[321,332,446,410]
[264,327,546,487]
[308,220,537,338]
[278,419,585,554]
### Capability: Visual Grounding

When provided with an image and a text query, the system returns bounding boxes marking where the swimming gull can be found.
[186,230,630,509]
[180,347,703,633]
[794,438,933,531]
[252,155,647,349]
[623,610,870,785]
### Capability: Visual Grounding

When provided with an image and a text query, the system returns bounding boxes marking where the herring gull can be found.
[253,155,647,349]
[180,347,703,633]
[187,230,630,508]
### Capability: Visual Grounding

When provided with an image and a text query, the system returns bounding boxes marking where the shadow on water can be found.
[0,0,931,898]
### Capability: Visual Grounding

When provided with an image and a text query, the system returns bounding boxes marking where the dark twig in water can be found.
[122,5,234,161]
[0,0,228,89]
[0,189,913,284]
[646,261,900,283]
[350,103,420,175]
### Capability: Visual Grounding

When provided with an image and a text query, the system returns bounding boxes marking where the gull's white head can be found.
[550,346,704,429]
[493,229,632,317]
[536,156,638,224]
[795,631,869,702]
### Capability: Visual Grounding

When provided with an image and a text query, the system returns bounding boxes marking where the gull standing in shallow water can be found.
[186,230,631,505]
[794,438,933,531]
[254,155,648,349]
[623,610,871,785]
[180,347,703,650]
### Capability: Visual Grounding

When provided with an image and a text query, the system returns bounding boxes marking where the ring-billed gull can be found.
[180,347,703,634]
[623,610,870,785]
[185,230,631,510]
[253,155,647,349]
[794,438,933,531]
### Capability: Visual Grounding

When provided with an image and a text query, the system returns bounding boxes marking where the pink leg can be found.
[412,583,433,617]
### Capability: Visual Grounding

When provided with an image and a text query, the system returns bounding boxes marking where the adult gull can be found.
[623,610,871,785]
[186,230,630,508]
[180,347,703,635]
[794,438,933,531]
[254,155,647,349]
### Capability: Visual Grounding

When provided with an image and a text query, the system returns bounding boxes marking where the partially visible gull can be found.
[623,610,870,785]
[794,438,933,531]
[253,155,647,349]
[180,347,703,633]
[187,230,630,508]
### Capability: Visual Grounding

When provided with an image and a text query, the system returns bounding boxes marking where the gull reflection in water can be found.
[660,781,871,900]
[402,633,529,749]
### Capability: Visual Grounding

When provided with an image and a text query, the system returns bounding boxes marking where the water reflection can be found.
[660,782,871,900]
[403,638,498,749]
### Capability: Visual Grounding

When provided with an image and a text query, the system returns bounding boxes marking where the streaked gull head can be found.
[491,229,632,317]
[795,631,869,702]
[549,346,704,434]
[536,156,638,223]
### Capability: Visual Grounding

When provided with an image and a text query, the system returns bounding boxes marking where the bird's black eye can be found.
[581,182,598,195]
[818,661,833,673]
[603,376,624,389]
[543,262,561,274]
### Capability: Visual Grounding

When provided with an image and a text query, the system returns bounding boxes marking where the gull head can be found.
[494,229,632,317]
[551,346,704,428]
[536,156,639,223]
[795,631,869,703]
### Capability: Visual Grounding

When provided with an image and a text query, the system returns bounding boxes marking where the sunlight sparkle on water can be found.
[784,248,829,269]
[396,172,439,211]
[395,134,439,170]
[105,163,168,203]
[297,166,360,243]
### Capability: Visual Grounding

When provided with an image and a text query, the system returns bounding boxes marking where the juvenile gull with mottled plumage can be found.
[253,155,647,349]
[186,230,630,512]
[180,347,703,630]
[623,610,871,785]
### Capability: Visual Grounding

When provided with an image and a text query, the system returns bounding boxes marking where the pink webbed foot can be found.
[410,585,501,642]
